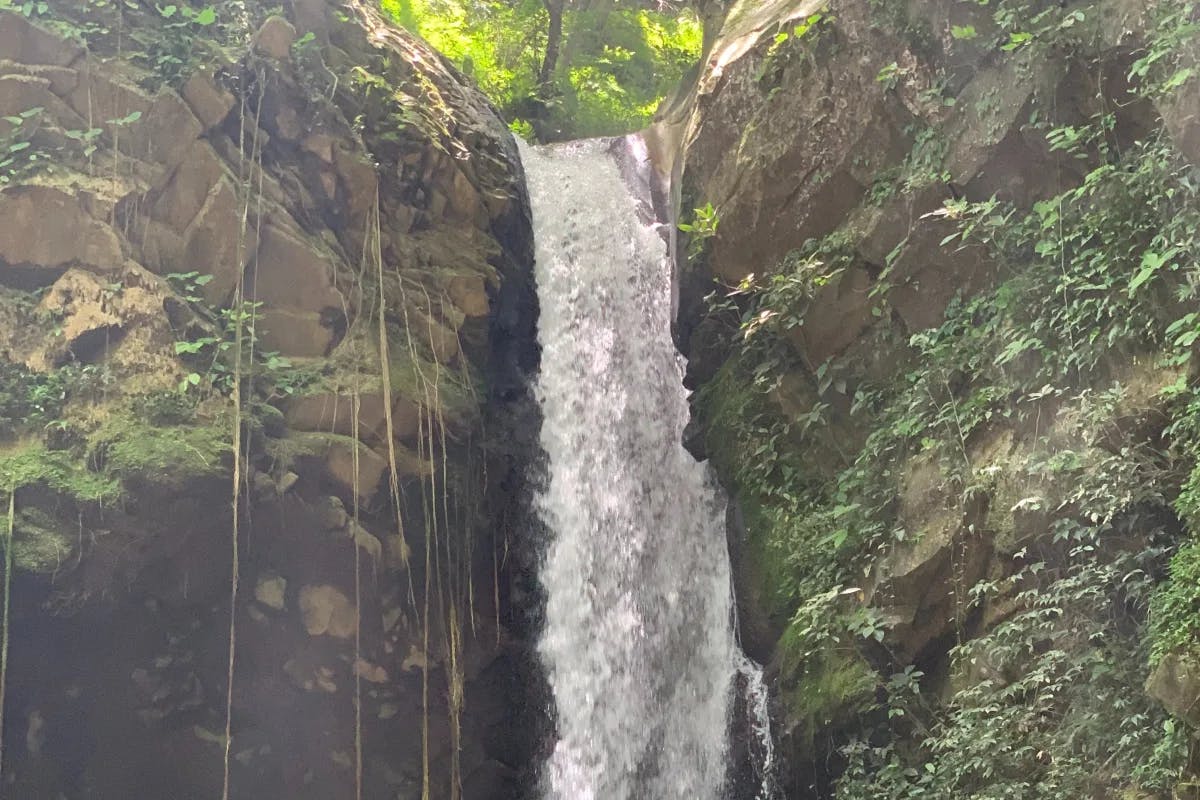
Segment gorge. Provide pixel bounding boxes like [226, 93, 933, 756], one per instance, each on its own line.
[0, 0, 1199, 798]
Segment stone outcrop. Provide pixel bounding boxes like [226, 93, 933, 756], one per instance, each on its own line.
[0, 3, 537, 798]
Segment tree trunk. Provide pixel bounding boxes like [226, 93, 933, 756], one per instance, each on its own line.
[538, 0, 566, 95]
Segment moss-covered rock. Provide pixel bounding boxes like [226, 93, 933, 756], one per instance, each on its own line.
[777, 636, 876, 754]
[88, 414, 231, 490]
[0, 442, 119, 501]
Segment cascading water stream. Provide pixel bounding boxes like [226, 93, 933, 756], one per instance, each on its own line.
[521, 136, 777, 800]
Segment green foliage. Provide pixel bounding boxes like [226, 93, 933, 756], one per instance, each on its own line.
[1149, 538, 1200, 665]
[0, 106, 47, 184]
[839, 519, 1183, 799]
[130, 3, 221, 87]
[1129, 1, 1199, 96]
[691, 11, 1200, 792]
[776, 586, 879, 747]
[382, 0, 702, 139]
[678, 202, 719, 260]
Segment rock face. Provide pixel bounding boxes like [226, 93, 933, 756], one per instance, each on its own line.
[0, 3, 537, 798]
[658, 0, 1200, 795]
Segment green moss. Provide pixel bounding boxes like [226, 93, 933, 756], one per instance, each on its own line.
[0, 443, 119, 501]
[388, 349, 480, 426]
[743, 496, 844, 620]
[10, 507, 73, 574]
[89, 414, 231, 489]
[777, 632, 877, 749]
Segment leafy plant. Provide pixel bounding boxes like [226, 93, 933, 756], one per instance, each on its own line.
[678, 202, 719, 260]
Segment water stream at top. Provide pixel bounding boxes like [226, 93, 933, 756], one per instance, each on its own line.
[520, 136, 777, 800]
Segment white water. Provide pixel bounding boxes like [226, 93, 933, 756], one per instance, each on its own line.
[737, 653, 780, 799]
[522, 136, 772, 800]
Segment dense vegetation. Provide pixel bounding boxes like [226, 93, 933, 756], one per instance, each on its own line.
[690, 0, 1200, 797]
[381, 0, 703, 139]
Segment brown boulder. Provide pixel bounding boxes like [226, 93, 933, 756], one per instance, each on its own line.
[0, 13, 82, 67]
[253, 223, 341, 312]
[0, 185, 123, 273]
[298, 584, 356, 638]
[177, 178, 256, 305]
[151, 139, 229, 232]
[285, 391, 389, 439]
[256, 308, 335, 358]
[252, 16, 297, 61]
[1147, 651, 1200, 726]
[180, 68, 234, 131]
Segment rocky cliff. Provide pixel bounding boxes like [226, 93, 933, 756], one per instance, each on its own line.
[0, 2, 537, 797]
[659, 0, 1200, 796]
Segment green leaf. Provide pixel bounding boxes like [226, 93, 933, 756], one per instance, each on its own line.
[193, 6, 216, 25]
[106, 110, 142, 126]
[1163, 67, 1194, 92]
[950, 25, 977, 40]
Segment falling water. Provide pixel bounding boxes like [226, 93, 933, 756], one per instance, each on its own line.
[521, 135, 776, 800]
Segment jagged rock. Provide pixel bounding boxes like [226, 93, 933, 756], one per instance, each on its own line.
[0, 185, 124, 274]
[0, 60, 78, 95]
[315, 495, 350, 531]
[180, 68, 235, 131]
[0, 2, 535, 796]
[320, 435, 389, 502]
[178, 178, 256, 304]
[353, 659, 389, 683]
[350, 520, 383, 564]
[0, 73, 83, 134]
[445, 273, 492, 318]
[1159, 62, 1200, 167]
[298, 584, 356, 638]
[151, 139, 229, 233]
[865, 451, 992, 660]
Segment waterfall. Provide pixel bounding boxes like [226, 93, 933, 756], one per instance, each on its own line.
[521, 136, 777, 800]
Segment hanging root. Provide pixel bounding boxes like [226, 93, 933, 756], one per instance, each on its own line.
[222, 67, 265, 800]
[0, 490, 13, 781]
